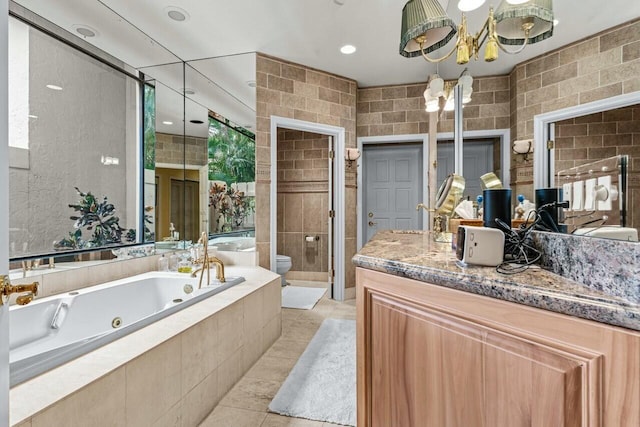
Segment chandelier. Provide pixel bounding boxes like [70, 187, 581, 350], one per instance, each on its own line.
[399, 0, 554, 64]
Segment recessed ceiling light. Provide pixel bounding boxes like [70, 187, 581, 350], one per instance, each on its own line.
[162, 121, 173, 125]
[46, 84, 63, 91]
[180, 87, 196, 95]
[340, 44, 357, 55]
[246, 80, 257, 88]
[165, 6, 190, 22]
[190, 119, 204, 124]
[73, 25, 98, 38]
[28, 114, 38, 119]
[458, 0, 485, 12]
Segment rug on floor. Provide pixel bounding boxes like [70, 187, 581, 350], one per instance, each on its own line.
[281, 286, 327, 310]
[268, 318, 356, 426]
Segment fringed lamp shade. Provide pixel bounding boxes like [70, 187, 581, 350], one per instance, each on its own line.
[495, 0, 554, 45]
[399, 0, 458, 57]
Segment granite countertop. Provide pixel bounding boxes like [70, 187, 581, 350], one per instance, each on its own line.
[353, 230, 640, 331]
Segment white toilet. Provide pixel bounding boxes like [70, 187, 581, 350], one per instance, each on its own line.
[276, 254, 292, 286]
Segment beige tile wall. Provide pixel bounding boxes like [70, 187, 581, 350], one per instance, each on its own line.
[510, 18, 640, 196]
[255, 53, 358, 288]
[156, 132, 208, 166]
[276, 130, 329, 274]
[555, 105, 640, 230]
[356, 76, 510, 137]
[512, 19, 640, 141]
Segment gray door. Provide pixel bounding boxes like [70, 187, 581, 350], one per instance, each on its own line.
[363, 144, 423, 243]
[438, 140, 494, 202]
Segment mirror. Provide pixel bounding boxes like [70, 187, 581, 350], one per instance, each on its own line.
[8, 0, 184, 262]
[184, 55, 257, 251]
[536, 102, 639, 240]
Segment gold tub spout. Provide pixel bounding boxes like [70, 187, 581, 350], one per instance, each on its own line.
[191, 257, 226, 283]
[16, 293, 35, 305]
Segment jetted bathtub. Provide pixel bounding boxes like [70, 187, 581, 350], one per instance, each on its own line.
[9, 271, 244, 386]
[208, 236, 255, 252]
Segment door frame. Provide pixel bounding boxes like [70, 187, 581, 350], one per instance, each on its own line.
[269, 116, 346, 301]
[357, 134, 430, 249]
[357, 129, 510, 250]
[533, 91, 640, 189]
[1, 0, 9, 419]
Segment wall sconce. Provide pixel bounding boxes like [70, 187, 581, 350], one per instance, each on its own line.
[513, 139, 534, 161]
[345, 148, 361, 167]
[424, 68, 473, 113]
[400, 0, 554, 64]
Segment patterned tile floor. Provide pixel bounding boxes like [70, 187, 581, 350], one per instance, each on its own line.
[200, 280, 356, 427]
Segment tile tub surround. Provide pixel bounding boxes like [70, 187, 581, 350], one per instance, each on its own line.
[9, 266, 282, 426]
[353, 230, 640, 331]
[533, 231, 640, 304]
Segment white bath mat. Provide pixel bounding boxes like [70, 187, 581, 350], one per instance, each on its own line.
[281, 286, 327, 310]
[269, 318, 356, 426]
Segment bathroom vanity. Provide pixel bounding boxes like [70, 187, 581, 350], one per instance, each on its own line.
[354, 230, 640, 427]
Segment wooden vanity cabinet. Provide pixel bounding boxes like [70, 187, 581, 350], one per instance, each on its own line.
[356, 268, 640, 427]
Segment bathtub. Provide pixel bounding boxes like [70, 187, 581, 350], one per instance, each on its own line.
[9, 271, 244, 386]
[209, 236, 256, 252]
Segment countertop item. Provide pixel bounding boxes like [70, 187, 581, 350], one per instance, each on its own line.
[353, 230, 640, 331]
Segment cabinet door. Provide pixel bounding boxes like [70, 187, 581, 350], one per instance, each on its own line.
[366, 293, 599, 427]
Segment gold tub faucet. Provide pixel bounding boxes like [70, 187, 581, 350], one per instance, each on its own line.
[190, 232, 226, 288]
[1, 275, 39, 306]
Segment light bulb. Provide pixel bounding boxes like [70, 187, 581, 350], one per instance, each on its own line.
[458, 0, 486, 12]
[426, 99, 439, 112]
[429, 75, 444, 97]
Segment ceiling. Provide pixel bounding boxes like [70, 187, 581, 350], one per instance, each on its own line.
[12, 0, 640, 133]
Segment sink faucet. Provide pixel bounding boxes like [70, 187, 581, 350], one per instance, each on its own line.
[190, 232, 226, 288]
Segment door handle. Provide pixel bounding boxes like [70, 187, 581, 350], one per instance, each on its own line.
[368, 221, 377, 227]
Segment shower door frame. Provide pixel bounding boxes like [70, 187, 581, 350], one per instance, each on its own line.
[269, 116, 346, 301]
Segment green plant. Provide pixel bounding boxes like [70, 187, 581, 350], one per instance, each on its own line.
[143, 84, 156, 171]
[208, 118, 255, 185]
[55, 187, 128, 250]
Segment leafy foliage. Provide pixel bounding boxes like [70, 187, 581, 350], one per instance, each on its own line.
[208, 118, 255, 185]
[55, 188, 129, 250]
[143, 84, 156, 171]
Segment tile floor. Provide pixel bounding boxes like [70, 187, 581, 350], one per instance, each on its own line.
[200, 280, 356, 427]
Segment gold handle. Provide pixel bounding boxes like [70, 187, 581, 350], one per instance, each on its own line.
[0, 275, 39, 306]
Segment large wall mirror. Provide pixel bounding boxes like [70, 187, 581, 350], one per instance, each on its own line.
[8, 0, 184, 264]
[533, 92, 640, 241]
[8, 0, 259, 267]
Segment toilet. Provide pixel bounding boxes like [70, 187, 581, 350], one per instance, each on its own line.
[276, 254, 292, 286]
